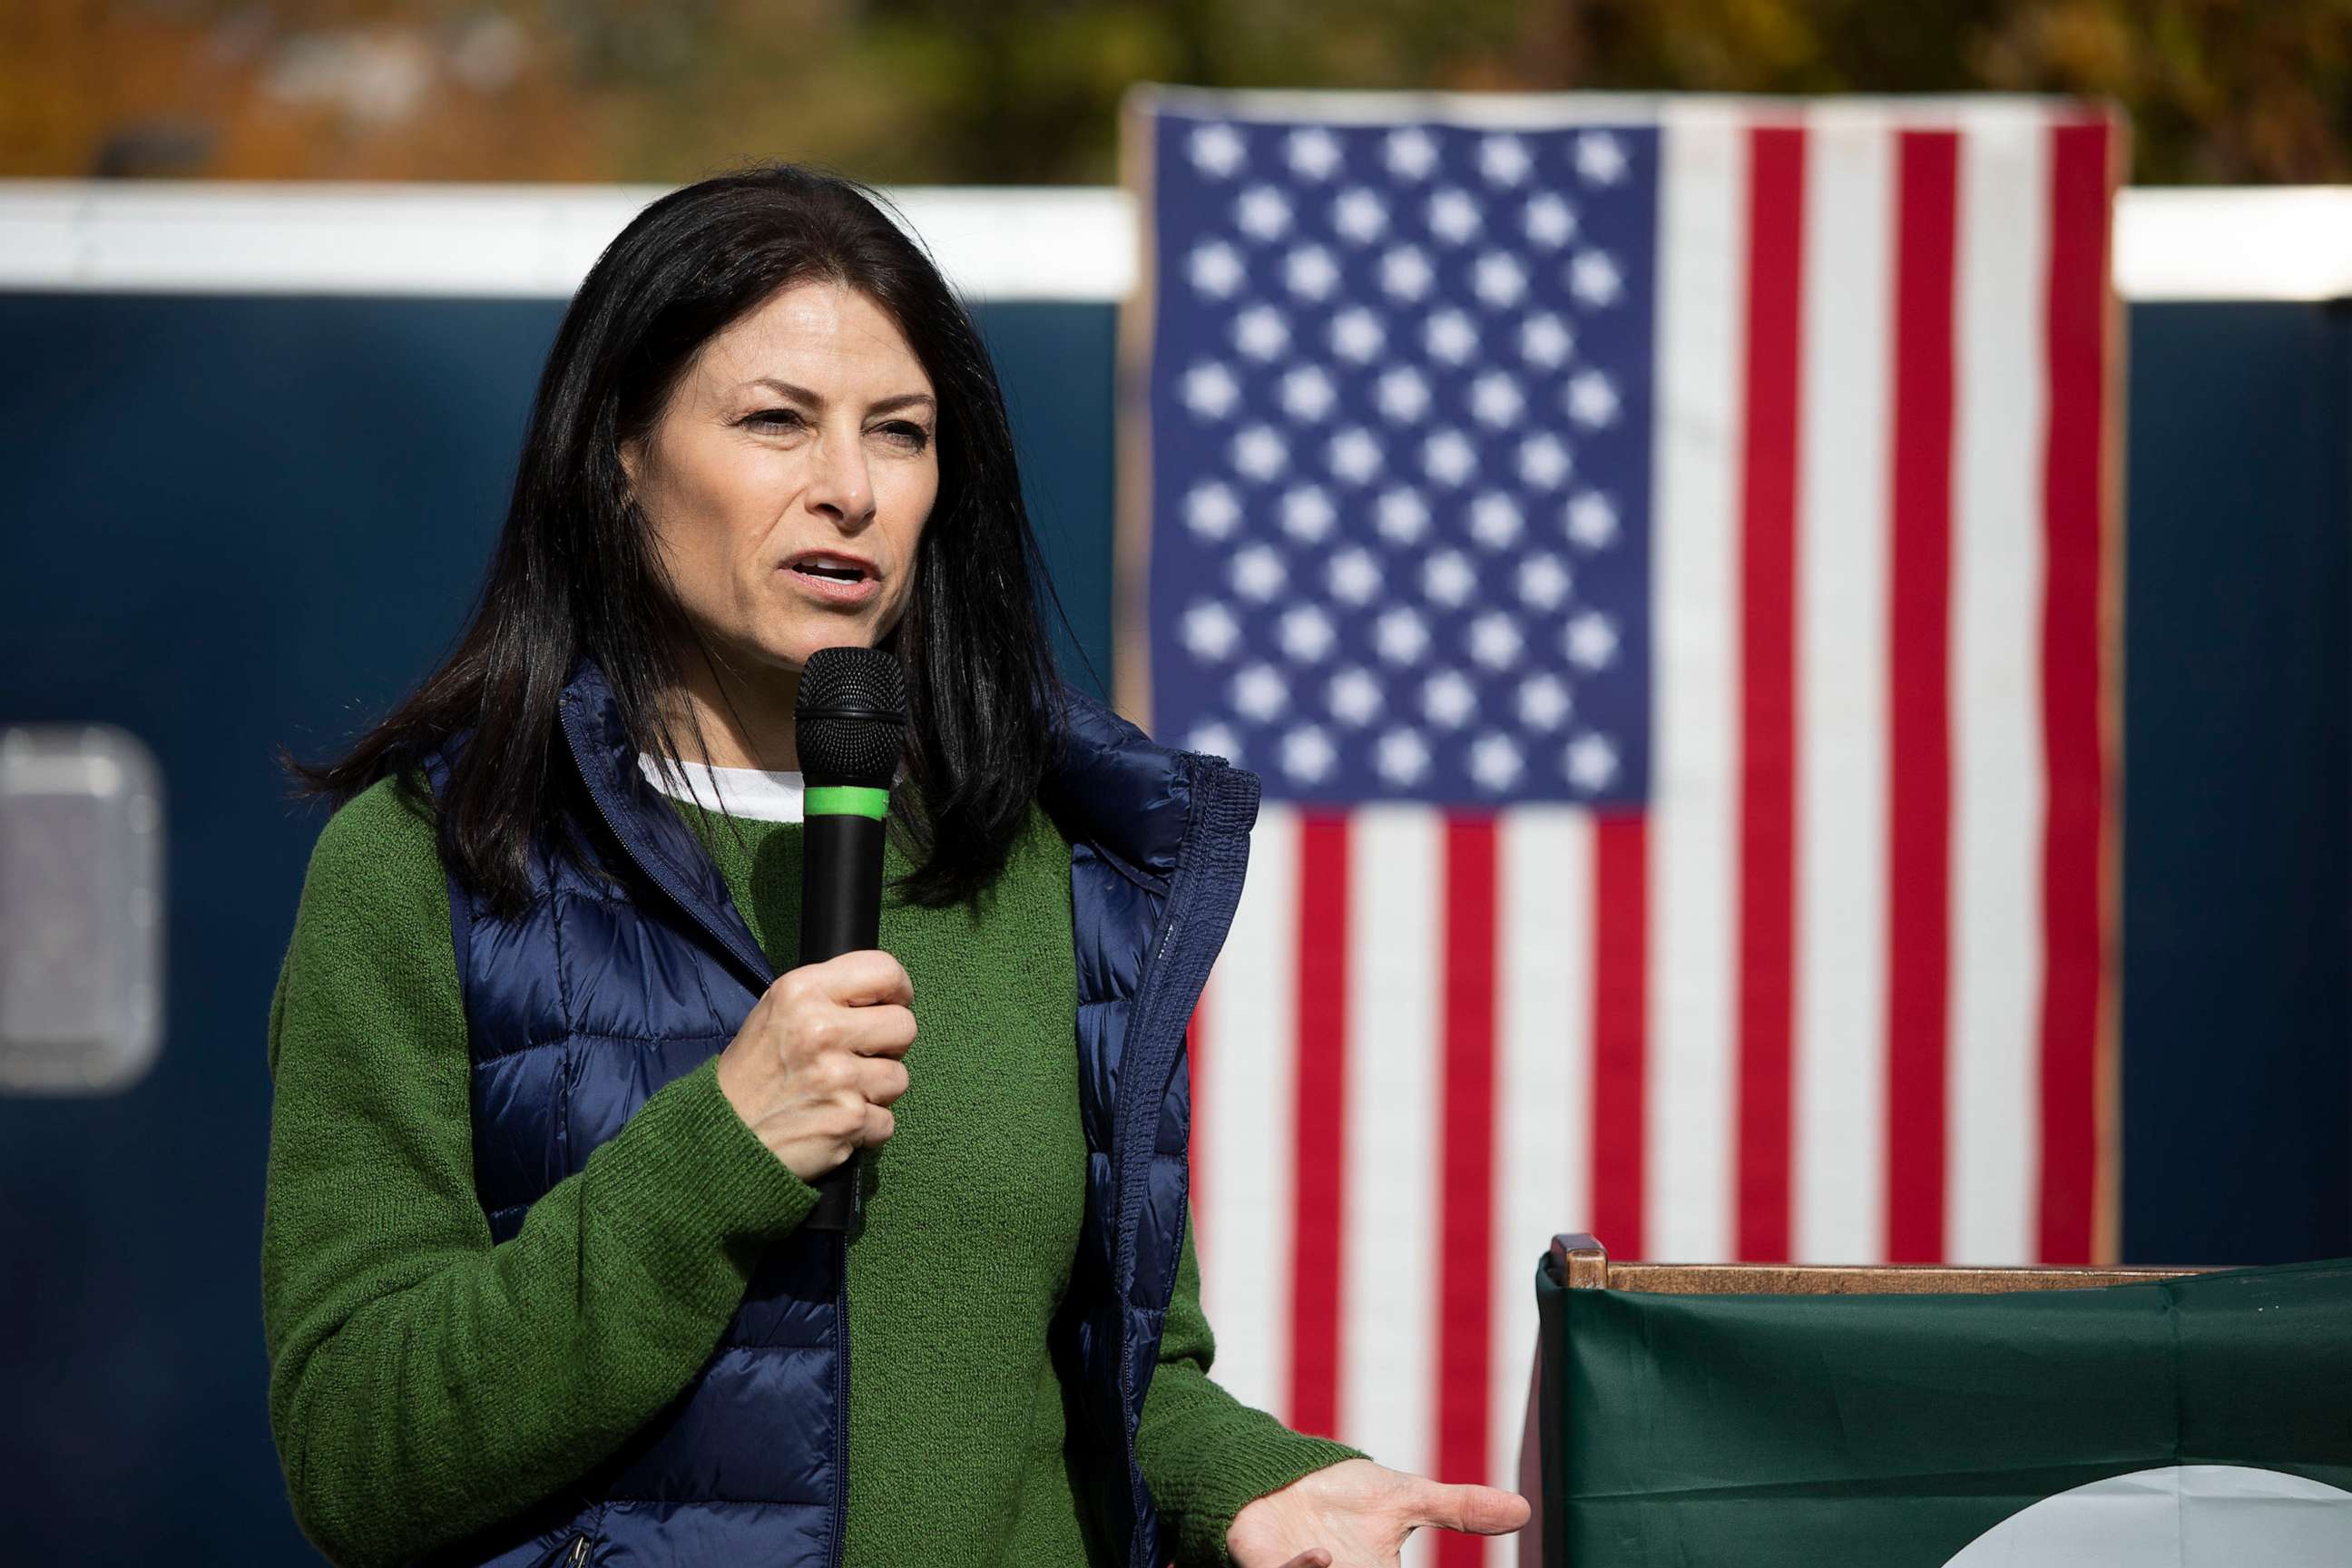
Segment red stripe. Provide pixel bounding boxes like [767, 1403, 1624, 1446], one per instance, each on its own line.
[1434, 817, 1498, 1544]
[1590, 813, 1647, 1258]
[1185, 995, 1206, 1259]
[1736, 124, 1806, 1265]
[1885, 130, 1959, 1264]
[1288, 812, 1350, 1437]
[2038, 120, 2111, 1265]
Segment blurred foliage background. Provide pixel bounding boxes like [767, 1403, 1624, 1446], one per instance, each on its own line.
[5, 0, 2347, 184]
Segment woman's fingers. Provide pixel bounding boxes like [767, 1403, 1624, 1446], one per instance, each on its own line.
[1406, 1481, 1532, 1535]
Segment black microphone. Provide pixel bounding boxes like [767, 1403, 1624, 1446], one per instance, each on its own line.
[794, 646, 906, 1233]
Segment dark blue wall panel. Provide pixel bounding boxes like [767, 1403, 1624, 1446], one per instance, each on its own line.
[0, 289, 2344, 1562]
[2120, 302, 2352, 1266]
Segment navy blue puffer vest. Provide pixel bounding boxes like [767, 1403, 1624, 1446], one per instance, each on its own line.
[416, 659, 1258, 1568]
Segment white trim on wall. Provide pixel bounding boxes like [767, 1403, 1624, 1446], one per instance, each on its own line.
[0, 178, 2346, 303]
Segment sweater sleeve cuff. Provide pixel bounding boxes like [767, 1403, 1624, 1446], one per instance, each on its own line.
[584, 1057, 818, 1289]
[1158, 1415, 1367, 1566]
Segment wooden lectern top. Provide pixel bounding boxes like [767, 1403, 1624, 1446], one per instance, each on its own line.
[1552, 1233, 2210, 1296]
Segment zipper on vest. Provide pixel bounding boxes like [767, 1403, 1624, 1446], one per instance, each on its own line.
[829, 1228, 851, 1568]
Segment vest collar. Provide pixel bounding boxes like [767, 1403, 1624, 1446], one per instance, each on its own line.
[556, 657, 777, 988]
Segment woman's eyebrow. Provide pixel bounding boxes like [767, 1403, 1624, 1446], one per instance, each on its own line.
[740, 377, 935, 416]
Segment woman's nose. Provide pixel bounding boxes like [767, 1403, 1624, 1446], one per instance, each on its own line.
[806, 423, 877, 528]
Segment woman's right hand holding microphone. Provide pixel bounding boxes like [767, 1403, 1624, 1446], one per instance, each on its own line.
[714, 949, 916, 1183]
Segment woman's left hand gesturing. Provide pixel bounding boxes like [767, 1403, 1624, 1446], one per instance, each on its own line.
[1227, 1457, 1531, 1567]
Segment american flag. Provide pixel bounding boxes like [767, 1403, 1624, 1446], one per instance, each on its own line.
[1119, 89, 2122, 1553]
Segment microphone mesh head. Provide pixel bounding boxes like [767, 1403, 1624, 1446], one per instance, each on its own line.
[795, 646, 906, 786]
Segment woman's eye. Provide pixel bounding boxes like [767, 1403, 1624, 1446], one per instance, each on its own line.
[745, 408, 805, 433]
[875, 421, 932, 453]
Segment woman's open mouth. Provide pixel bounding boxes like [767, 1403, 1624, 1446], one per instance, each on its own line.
[781, 552, 881, 606]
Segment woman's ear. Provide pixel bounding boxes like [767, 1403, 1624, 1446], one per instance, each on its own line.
[618, 436, 642, 495]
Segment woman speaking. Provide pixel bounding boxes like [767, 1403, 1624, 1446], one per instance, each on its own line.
[260, 164, 1528, 1567]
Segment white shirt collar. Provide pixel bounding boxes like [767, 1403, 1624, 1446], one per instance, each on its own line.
[637, 753, 805, 824]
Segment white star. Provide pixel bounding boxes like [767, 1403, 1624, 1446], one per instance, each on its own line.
[1470, 731, 1524, 790]
[1379, 245, 1435, 303]
[1575, 131, 1629, 187]
[1188, 240, 1244, 299]
[1569, 250, 1623, 307]
[1333, 186, 1388, 243]
[1233, 304, 1289, 361]
[1566, 368, 1620, 428]
[1472, 250, 1529, 309]
[1469, 491, 1523, 549]
[1327, 426, 1383, 484]
[1230, 424, 1288, 480]
[1284, 244, 1340, 301]
[1230, 543, 1287, 601]
[1188, 720, 1240, 760]
[1518, 433, 1573, 487]
[1279, 484, 1336, 543]
[1427, 187, 1481, 245]
[1376, 486, 1430, 544]
[1181, 361, 1240, 420]
[1422, 669, 1476, 729]
[1329, 307, 1385, 363]
[1520, 311, 1575, 368]
[1565, 490, 1620, 550]
[1564, 731, 1619, 792]
[1384, 126, 1438, 181]
[1469, 369, 1523, 426]
[1281, 724, 1338, 782]
[1376, 366, 1431, 424]
[1232, 662, 1288, 721]
[1184, 481, 1241, 540]
[1188, 122, 1245, 178]
[1524, 192, 1578, 248]
[1468, 610, 1523, 668]
[1517, 552, 1572, 610]
[1328, 666, 1383, 725]
[1236, 184, 1293, 240]
[1328, 547, 1381, 605]
[1519, 672, 1573, 730]
[1477, 133, 1533, 186]
[1375, 606, 1429, 664]
[1279, 364, 1337, 422]
[1181, 600, 1240, 662]
[1422, 428, 1475, 486]
[1286, 127, 1343, 181]
[1377, 726, 1432, 786]
[1564, 610, 1619, 670]
[1425, 309, 1478, 366]
[1279, 603, 1337, 662]
[1423, 548, 1475, 608]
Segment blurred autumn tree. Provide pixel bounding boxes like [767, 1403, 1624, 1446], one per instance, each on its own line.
[2, 0, 2344, 183]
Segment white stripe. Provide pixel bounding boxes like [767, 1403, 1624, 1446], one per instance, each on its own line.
[1790, 112, 1895, 1266]
[1645, 106, 1745, 1263]
[1200, 805, 1298, 1416]
[2114, 185, 2352, 302]
[1338, 807, 1440, 1475]
[1947, 110, 2050, 1266]
[1489, 809, 1590, 1562]
[0, 181, 1138, 300]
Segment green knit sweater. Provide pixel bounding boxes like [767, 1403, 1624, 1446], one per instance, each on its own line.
[260, 772, 1358, 1567]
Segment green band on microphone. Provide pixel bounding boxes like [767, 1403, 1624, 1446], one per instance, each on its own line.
[805, 785, 890, 820]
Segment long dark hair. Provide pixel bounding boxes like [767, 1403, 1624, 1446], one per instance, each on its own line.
[288, 164, 1064, 912]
